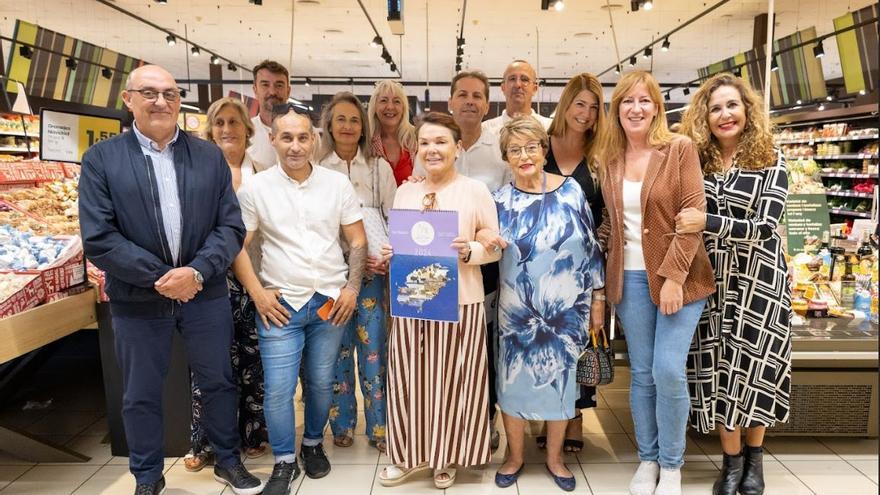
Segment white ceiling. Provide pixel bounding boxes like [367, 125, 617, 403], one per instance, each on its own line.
[1, 0, 875, 104]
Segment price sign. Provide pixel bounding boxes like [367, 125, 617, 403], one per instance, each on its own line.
[784, 194, 831, 254]
[40, 109, 121, 163]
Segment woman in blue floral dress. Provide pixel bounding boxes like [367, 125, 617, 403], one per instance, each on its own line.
[485, 116, 605, 491]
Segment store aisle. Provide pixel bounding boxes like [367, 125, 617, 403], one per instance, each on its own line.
[0, 334, 876, 494]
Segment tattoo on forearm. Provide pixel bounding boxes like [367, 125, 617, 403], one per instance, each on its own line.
[345, 244, 367, 294]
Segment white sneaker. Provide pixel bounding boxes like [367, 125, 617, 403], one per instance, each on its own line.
[629, 460, 660, 495]
[654, 468, 682, 495]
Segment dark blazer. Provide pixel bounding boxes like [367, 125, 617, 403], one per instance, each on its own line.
[598, 135, 715, 307]
[78, 128, 245, 317]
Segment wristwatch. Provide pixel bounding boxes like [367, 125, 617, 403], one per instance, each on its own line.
[191, 268, 204, 284]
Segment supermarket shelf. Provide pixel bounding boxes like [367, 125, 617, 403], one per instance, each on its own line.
[829, 208, 873, 218]
[776, 134, 880, 145]
[786, 154, 880, 160]
[0, 147, 36, 153]
[820, 172, 876, 179]
[825, 191, 874, 199]
[0, 131, 37, 138]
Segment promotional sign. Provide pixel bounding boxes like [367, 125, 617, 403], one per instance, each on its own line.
[389, 209, 459, 322]
[40, 109, 121, 163]
[785, 194, 831, 254]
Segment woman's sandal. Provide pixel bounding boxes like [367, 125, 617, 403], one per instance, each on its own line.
[333, 435, 354, 448]
[563, 413, 584, 453]
[183, 451, 211, 472]
[378, 463, 429, 487]
[370, 438, 387, 453]
[433, 466, 457, 489]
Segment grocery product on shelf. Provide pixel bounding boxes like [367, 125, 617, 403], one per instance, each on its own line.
[0, 225, 75, 270]
[0, 180, 80, 234]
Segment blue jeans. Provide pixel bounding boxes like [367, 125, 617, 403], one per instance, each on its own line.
[329, 275, 387, 442]
[257, 293, 344, 463]
[616, 270, 705, 469]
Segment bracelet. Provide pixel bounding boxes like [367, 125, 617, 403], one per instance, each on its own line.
[462, 248, 472, 263]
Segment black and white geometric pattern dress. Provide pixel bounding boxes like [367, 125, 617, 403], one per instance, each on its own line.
[686, 154, 792, 433]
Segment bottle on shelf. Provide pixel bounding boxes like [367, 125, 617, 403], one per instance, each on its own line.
[817, 231, 833, 278]
[829, 228, 847, 281]
[840, 258, 857, 309]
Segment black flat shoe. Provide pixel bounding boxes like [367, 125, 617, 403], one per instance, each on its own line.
[545, 464, 576, 492]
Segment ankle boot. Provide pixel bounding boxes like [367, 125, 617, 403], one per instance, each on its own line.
[739, 445, 765, 495]
[712, 451, 744, 495]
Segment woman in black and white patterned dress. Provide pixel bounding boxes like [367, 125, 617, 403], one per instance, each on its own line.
[678, 73, 791, 495]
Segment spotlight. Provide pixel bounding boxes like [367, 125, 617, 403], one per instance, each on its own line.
[631, 0, 640, 11]
[683, 87, 690, 96]
[826, 94, 833, 101]
[65, 58, 77, 71]
[227, 62, 237, 71]
[661, 38, 670, 51]
[643, 1, 653, 10]
[456, 55, 463, 64]
[796, 99, 802, 105]
[371, 35, 383, 48]
[166, 34, 176, 46]
[179, 89, 187, 98]
[457, 37, 466, 47]
[629, 56, 637, 67]
[732, 67, 742, 77]
[615, 64, 621, 74]
[455, 63, 462, 72]
[249, 0, 262, 4]
[101, 67, 112, 79]
[858, 89, 866, 95]
[664, 92, 670, 101]
[304, 77, 311, 87]
[554, 0, 565, 11]
[457, 46, 464, 56]
[381, 49, 392, 63]
[154, 0, 167, 4]
[813, 41, 825, 58]
[210, 54, 221, 65]
[191, 46, 200, 56]
[818, 103, 825, 111]
[390, 62, 397, 72]
[771, 58, 779, 71]
[643, 47, 652, 59]
[18, 45, 33, 59]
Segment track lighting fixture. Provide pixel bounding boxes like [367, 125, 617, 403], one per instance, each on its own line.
[664, 93, 670, 101]
[191, 46, 200, 56]
[179, 89, 187, 98]
[629, 56, 637, 67]
[457, 46, 464, 56]
[631, 0, 653, 11]
[249, 0, 262, 5]
[796, 99, 802, 105]
[381, 48, 392, 63]
[683, 87, 690, 96]
[643, 47, 652, 59]
[732, 66, 741, 77]
[65, 58, 77, 71]
[643, 0, 653, 10]
[553, 0, 564, 11]
[210, 54, 221, 65]
[457, 37, 466, 47]
[371, 35, 383, 48]
[455, 64, 462, 72]
[101, 67, 113, 79]
[166, 34, 176, 46]
[18, 45, 33, 59]
[227, 62, 237, 71]
[771, 58, 778, 71]
[154, 0, 167, 4]
[813, 41, 824, 58]
[661, 38, 670, 51]
[389, 62, 397, 72]
[615, 64, 621, 74]
[304, 77, 312, 87]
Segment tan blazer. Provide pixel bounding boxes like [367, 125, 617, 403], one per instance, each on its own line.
[598, 135, 715, 307]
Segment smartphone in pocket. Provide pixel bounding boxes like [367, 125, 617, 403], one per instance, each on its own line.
[317, 298, 335, 321]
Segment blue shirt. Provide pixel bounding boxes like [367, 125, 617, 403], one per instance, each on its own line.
[132, 124, 182, 265]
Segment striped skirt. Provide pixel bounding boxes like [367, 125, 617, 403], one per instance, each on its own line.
[386, 302, 491, 469]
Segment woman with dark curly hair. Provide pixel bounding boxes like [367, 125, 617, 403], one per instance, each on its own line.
[679, 73, 792, 495]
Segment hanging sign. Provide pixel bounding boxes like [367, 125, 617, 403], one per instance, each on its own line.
[784, 193, 831, 254]
[39, 109, 121, 163]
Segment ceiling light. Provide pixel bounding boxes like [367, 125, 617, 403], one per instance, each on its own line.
[166, 34, 176, 46]
[457, 37, 466, 47]
[629, 56, 637, 66]
[859, 89, 866, 95]
[304, 77, 311, 87]
[65, 58, 77, 71]
[191, 46, 200, 56]
[643, 0, 653, 10]
[643, 47, 652, 59]
[227, 62, 237, 71]
[210, 54, 221, 65]
[249, 0, 262, 4]
[154, 0, 167, 4]
[771, 58, 778, 71]
[381, 49, 391, 63]
[455, 63, 462, 72]
[664, 93, 670, 101]
[813, 41, 825, 58]
[390, 62, 397, 72]
[796, 99, 802, 105]
[456, 55, 463, 64]
[371, 35, 383, 48]
[18, 45, 33, 59]
[101, 67, 112, 79]
[818, 103, 825, 111]
[825, 94, 833, 101]
[179, 89, 187, 98]
[631, 0, 640, 11]
[554, 0, 565, 11]
[457, 47, 464, 56]
[615, 64, 621, 74]
[661, 38, 670, 51]
[683, 87, 690, 96]
[732, 67, 742, 77]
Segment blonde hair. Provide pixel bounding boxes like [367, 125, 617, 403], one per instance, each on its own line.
[596, 71, 674, 177]
[499, 116, 549, 162]
[548, 72, 607, 175]
[318, 91, 373, 162]
[367, 80, 417, 153]
[204, 97, 255, 148]
[680, 72, 776, 174]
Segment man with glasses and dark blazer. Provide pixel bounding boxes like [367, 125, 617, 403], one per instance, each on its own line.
[78, 64, 263, 495]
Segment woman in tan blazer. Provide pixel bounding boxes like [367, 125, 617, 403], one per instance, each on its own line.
[596, 71, 714, 495]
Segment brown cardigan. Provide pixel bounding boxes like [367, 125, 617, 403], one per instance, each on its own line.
[597, 135, 715, 306]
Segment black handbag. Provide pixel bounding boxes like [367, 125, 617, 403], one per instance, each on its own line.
[576, 307, 615, 386]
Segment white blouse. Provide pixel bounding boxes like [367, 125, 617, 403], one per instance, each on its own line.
[622, 178, 646, 270]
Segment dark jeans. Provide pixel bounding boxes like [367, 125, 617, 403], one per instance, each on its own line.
[112, 295, 240, 484]
[481, 261, 499, 421]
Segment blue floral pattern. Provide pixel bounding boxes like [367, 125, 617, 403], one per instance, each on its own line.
[493, 177, 604, 420]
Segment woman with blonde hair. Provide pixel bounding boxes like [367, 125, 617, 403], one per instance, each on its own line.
[537, 72, 607, 453]
[367, 80, 417, 185]
[317, 91, 397, 454]
[184, 97, 271, 471]
[596, 71, 714, 495]
[679, 73, 791, 495]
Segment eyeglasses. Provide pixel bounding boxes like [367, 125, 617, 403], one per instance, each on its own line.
[421, 192, 437, 212]
[506, 142, 543, 158]
[272, 102, 311, 117]
[128, 89, 181, 102]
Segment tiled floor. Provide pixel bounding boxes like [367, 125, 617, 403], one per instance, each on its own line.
[0, 333, 877, 494]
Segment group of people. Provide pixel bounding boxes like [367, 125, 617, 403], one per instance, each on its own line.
[78, 56, 791, 495]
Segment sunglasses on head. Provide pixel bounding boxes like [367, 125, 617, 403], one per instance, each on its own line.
[271, 102, 311, 117]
